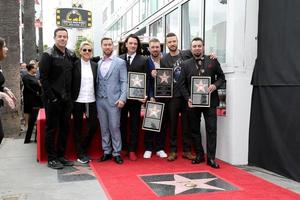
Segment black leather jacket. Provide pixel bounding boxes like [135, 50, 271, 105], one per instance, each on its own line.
[39, 45, 77, 102]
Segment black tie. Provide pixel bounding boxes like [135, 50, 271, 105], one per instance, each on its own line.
[127, 55, 131, 67]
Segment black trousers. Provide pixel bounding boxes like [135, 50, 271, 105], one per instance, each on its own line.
[44, 100, 72, 161]
[168, 97, 192, 153]
[120, 100, 142, 152]
[24, 107, 40, 143]
[144, 102, 168, 152]
[72, 102, 98, 158]
[189, 107, 217, 159]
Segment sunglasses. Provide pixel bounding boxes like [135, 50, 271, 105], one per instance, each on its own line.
[82, 48, 92, 52]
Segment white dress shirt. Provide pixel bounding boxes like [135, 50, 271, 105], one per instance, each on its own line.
[76, 59, 96, 103]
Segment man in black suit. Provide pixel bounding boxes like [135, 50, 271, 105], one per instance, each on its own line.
[179, 37, 225, 168]
[71, 41, 98, 164]
[39, 27, 76, 169]
[119, 34, 147, 161]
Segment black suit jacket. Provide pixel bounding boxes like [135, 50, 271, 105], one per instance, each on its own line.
[119, 53, 147, 102]
[72, 59, 98, 101]
[179, 55, 225, 108]
[119, 53, 147, 73]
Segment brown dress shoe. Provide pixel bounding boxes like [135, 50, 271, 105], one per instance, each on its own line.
[167, 152, 177, 161]
[182, 152, 196, 160]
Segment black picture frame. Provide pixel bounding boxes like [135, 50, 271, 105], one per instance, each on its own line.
[128, 72, 146, 100]
[142, 101, 165, 132]
[191, 76, 211, 107]
[154, 68, 173, 98]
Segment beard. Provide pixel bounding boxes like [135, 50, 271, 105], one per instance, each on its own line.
[193, 52, 203, 58]
[104, 50, 113, 57]
[168, 45, 177, 52]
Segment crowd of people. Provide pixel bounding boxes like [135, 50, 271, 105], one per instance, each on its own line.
[0, 26, 225, 170]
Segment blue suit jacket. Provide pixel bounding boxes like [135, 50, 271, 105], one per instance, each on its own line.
[97, 56, 127, 106]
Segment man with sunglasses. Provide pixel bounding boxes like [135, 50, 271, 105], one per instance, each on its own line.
[71, 41, 98, 164]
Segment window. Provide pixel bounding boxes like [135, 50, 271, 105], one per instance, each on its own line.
[181, 0, 203, 50]
[103, 7, 108, 23]
[132, 2, 139, 27]
[205, 0, 227, 63]
[140, 0, 148, 21]
[126, 9, 132, 31]
[165, 9, 179, 38]
[149, 0, 158, 15]
[149, 18, 163, 42]
[111, 0, 114, 14]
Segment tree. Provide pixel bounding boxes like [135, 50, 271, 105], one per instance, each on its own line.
[74, 36, 92, 57]
[0, 1, 21, 137]
[23, 0, 37, 63]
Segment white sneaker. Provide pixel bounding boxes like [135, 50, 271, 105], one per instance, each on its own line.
[143, 151, 152, 159]
[156, 150, 167, 158]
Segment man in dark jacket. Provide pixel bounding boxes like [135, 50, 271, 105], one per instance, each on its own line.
[160, 33, 195, 161]
[179, 37, 225, 168]
[119, 34, 147, 161]
[39, 27, 76, 169]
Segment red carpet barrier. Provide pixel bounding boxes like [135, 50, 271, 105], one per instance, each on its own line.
[37, 109, 101, 162]
[37, 109, 182, 162]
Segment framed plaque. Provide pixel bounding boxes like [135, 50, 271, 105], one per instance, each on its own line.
[154, 68, 173, 98]
[191, 76, 211, 107]
[128, 72, 146, 100]
[142, 101, 165, 132]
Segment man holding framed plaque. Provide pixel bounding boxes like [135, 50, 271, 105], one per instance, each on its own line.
[143, 38, 168, 159]
[179, 37, 225, 168]
[119, 34, 147, 161]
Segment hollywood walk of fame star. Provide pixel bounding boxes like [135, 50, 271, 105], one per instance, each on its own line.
[159, 72, 170, 84]
[63, 166, 95, 176]
[132, 75, 143, 87]
[148, 105, 160, 118]
[195, 80, 207, 93]
[149, 174, 225, 195]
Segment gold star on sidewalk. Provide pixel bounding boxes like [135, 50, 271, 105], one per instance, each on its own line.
[149, 174, 225, 195]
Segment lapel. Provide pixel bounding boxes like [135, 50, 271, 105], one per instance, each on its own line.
[90, 62, 97, 79]
[130, 54, 137, 70]
[98, 59, 104, 78]
[76, 60, 82, 79]
[104, 58, 116, 79]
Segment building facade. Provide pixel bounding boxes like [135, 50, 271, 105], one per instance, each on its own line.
[100, 0, 259, 165]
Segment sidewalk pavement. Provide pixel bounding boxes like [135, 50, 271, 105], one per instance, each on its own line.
[0, 138, 299, 200]
[0, 138, 107, 200]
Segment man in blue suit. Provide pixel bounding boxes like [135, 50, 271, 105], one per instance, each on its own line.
[96, 37, 127, 164]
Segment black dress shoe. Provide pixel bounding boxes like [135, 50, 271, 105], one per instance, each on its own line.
[207, 159, 220, 168]
[58, 157, 74, 166]
[114, 156, 123, 164]
[98, 154, 112, 162]
[192, 156, 205, 164]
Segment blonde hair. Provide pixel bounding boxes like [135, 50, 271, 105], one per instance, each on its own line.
[79, 41, 92, 50]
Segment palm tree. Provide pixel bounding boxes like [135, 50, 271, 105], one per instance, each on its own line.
[0, 1, 21, 137]
[23, 0, 37, 63]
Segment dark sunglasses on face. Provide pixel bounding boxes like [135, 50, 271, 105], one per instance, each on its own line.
[82, 48, 92, 52]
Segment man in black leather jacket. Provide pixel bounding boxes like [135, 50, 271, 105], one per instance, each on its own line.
[39, 27, 77, 169]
